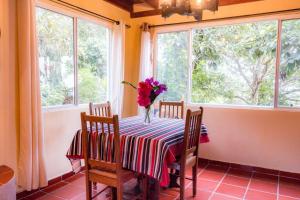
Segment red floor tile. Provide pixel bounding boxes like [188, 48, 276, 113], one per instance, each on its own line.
[23, 191, 48, 200]
[21, 165, 300, 200]
[278, 195, 299, 200]
[245, 189, 277, 200]
[159, 193, 176, 200]
[199, 170, 225, 182]
[210, 193, 241, 200]
[249, 179, 278, 194]
[49, 183, 85, 199]
[216, 183, 246, 199]
[222, 175, 250, 188]
[185, 189, 212, 200]
[279, 185, 300, 199]
[34, 194, 65, 200]
[197, 179, 219, 192]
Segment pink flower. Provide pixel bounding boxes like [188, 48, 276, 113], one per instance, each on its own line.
[137, 82, 152, 107]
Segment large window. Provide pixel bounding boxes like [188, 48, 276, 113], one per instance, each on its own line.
[36, 7, 110, 107]
[279, 19, 300, 107]
[156, 31, 189, 101]
[156, 18, 300, 109]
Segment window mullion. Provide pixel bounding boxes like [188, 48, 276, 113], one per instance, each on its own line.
[73, 17, 78, 105]
[274, 19, 283, 108]
[187, 29, 193, 104]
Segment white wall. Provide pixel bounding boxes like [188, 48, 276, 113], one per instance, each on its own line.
[43, 107, 88, 179]
[196, 106, 300, 173]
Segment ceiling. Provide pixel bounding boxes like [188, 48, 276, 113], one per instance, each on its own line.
[104, 0, 263, 18]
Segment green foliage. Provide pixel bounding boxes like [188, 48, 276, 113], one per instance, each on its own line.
[37, 8, 108, 106]
[157, 31, 189, 101]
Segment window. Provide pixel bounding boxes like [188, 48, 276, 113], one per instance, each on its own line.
[156, 31, 189, 101]
[192, 21, 277, 106]
[155, 18, 300, 109]
[279, 19, 300, 108]
[77, 19, 109, 104]
[36, 7, 110, 107]
[37, 8, 74, 106]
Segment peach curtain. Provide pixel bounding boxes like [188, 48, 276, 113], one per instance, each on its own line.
[17, 0, 48, 190]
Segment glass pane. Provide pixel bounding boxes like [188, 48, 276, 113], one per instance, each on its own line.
[77, 19, 109, 104]
[36, 8, 74, 106]
[192, 21, 277, 106]
[279, 19, 300, 108]
[156, 31, 189, 101]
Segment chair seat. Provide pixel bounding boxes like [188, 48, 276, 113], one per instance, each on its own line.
[168, 154, 197, 171]
[89, 168, 135, 187]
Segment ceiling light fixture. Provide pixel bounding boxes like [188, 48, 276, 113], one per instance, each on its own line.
[161, 0, 219, 21]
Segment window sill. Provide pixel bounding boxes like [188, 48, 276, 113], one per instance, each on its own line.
[188, 103, 300, 112]
[42, 104, 89, 113]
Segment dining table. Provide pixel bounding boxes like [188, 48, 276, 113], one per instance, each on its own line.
[66, 116, 209, 198]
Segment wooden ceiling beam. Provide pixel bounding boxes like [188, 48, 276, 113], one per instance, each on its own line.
[105, 0, 264, 18]
[143, 0, 159, 8]
[104, 0, 133, 12]
[131, 0, 263, 18]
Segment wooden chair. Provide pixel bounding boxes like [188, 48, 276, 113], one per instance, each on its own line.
[81, 112, 134, 200]
[159, 101, 184, 119]
[89, 101, 111, 117]
[168, 107, 204, 200]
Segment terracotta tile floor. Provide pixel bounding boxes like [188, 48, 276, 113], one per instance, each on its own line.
[20, 163, 300, 200]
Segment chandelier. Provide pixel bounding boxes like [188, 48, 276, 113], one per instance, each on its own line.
[160, 0, 219, 21]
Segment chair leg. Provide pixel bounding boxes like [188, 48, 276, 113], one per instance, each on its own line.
[192, 165, 198, 197]
[85, 180, 92, 200]
[180, 175, 185, 200]
[112, 187, 117, 200]
[117, 185, 123, 200]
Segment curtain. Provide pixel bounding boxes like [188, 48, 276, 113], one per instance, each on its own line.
[139, 23, 153, 81]
[17, 0, 48, 190]
[109, 21, 125, 117]
[138, 23, 153, 115]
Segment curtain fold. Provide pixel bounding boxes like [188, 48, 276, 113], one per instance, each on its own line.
[109, 21, 125, 117]
[139, 23, 153, 81]
[17, 0, 48, 190]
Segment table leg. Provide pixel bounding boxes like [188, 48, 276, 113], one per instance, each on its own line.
[154, 179, 160, 200]
[142, 175, 148, 200]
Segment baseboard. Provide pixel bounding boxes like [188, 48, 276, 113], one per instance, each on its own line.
[198, 158, 300, 179]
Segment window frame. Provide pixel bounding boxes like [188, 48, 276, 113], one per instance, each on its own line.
[36, 2, 112, 110]
[153, 11, 300, 111]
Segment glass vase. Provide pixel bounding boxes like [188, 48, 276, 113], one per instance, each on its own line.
[144, 106, 152, 125]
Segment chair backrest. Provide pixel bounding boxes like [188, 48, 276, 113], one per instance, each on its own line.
[159, 101, 184, 119]
[181, 107, 204, 169]
[89, 101, 111, 117]
[81, 112, 121, 174]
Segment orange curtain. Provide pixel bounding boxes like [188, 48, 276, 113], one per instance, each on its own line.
[17, 0, 48, 190]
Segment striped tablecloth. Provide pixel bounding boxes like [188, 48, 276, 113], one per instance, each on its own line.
[66, 116, 209, 186]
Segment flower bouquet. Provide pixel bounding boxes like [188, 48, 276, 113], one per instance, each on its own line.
[122, 77, 167, 124]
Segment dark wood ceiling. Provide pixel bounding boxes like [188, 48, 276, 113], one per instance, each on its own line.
[104, 0, 263, 18]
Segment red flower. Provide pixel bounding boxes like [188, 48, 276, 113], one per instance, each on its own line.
[137, 82, 152, 107]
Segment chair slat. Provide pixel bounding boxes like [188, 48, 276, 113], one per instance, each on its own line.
[159, 101, 184, 119]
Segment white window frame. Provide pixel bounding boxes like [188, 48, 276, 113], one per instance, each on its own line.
[36, 1, 112, 110]
[153, 11, 300, 111]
